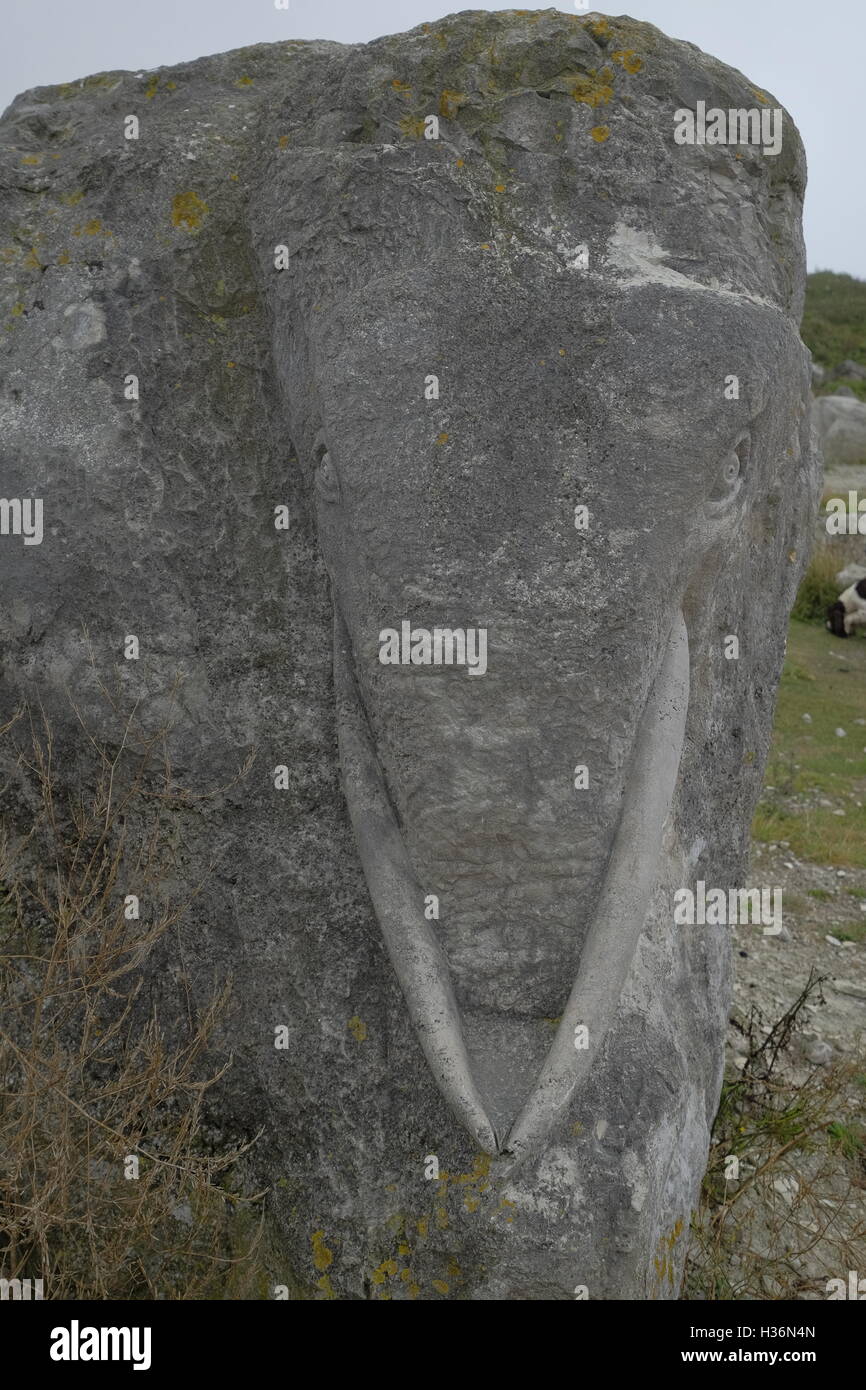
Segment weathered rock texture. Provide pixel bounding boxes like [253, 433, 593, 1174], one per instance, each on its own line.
[0, 10, 819, 1298]
[813, 393, 866, 468]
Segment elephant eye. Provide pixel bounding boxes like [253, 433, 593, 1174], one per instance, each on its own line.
[708, 432, 750, 510]
[314, 447, 340, 504]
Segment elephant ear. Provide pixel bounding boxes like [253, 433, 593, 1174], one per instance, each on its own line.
[0, 49, 348, 1079]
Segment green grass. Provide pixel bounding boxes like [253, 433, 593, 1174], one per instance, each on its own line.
[752, 619, 866, 867]
[804, 270, 866, 402]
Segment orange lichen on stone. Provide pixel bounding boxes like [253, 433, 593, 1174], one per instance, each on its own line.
[571, 68, 614, 108]
[398, 115, 426, 139]
[171, 192, 209, 230]
[612, 49, 643, 74]
[439, 89, 466, 119]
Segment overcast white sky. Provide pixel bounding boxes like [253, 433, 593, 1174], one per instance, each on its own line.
[3, 1, 861, 278]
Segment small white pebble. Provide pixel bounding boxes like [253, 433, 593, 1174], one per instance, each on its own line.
[802, 713, 812, 723]
[836, 727, 847, 738]
[826, 934, 843, 946]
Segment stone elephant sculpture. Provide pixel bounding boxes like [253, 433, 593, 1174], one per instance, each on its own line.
[0, 9, 819, 1297]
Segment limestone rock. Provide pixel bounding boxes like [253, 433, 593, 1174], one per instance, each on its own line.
[814, 394, 866, 466]
[0, 9, 819, 1299]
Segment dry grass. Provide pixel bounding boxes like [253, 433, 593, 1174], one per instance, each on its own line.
[0, 690, 267, 1300]
[684, 973, 866, 1300]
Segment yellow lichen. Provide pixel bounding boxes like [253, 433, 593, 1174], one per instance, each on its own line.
[311, 1229, 333, 1271]
[278, 135, 289, 149]
[145, 75, 159, 100]
[235, 75, 254, 87]
[591, 126, 611, 142]
[571, 69, 614, 108]
[416, 1216, 429, 1238]
[436, 432, 449, 445]
[439, 89, 466, 120]
[612, 49, 643, 74]
[432, 1279, 449, 1294]
[171, 192, 209, 231]
[348, 1015, 367, 1042]
[454, 1154, 490, 1185]
[370, 1259, 398, 1285]
[398, 115, 427, 140]
[21, 155, 42, 166]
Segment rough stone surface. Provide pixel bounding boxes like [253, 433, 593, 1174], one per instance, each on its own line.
[0, 10, 819, 1298]
[814, 393, 866, 466]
